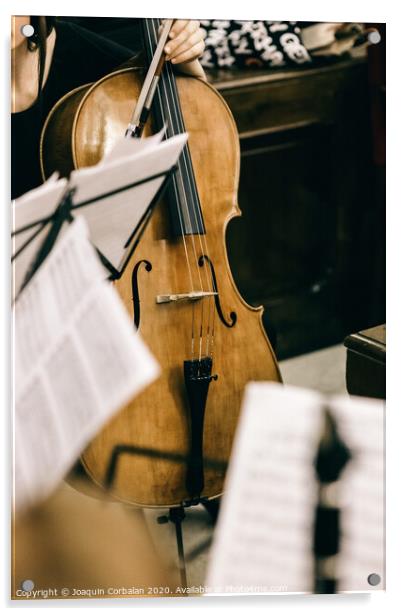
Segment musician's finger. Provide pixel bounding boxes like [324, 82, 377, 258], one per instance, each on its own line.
[167, 30, 205, 62]
[166, 28, 204, 61]
[170, 41, 205, 65]
[164, 20, 199, 56]
[169, 19, 193, 39]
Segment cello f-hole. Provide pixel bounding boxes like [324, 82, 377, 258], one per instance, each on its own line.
[131, 259, 152, 329]
[199, 255, 237, 328]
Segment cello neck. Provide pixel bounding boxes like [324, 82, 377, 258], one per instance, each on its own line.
[141, 18, 206, 237]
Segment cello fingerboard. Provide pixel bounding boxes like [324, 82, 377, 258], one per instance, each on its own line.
[142, 18, 206, 237]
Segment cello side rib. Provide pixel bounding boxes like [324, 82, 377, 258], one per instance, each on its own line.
[40, 83, 91, 181]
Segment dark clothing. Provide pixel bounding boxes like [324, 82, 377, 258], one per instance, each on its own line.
[12, 19, 140, 199]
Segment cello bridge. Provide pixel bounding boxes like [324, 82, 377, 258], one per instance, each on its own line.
[156, 291, 217, 304]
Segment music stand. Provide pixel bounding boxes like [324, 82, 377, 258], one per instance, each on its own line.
[12, 164, 177, 295]
[104, 442, 227, 588]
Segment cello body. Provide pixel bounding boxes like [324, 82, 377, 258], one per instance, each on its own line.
[40, 66, 281, 508]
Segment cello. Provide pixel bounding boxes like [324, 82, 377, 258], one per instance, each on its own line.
[40, 18, 281, 508]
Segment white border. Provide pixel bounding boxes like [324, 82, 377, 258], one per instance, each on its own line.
[2, 1, 401, 613]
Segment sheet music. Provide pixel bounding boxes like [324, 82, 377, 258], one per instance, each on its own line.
[331, 396, 385, 591]
[100, 126, 166, 164]
[70, 132, 188, 270]
[13, 216, 159, 512]
[205, 383, 384, 594]
[12, 175, 68, 301]
[206, 383, 324, 594]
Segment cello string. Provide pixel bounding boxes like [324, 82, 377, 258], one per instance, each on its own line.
[169, 78, 216, 358]
[162, 58, 218, 358]
[163, 46, 217, 358]
[145, 19, 196, 357]
[150, 19, 207, 361]
[160, 67, 206, 362]
[151, 21, 206, 309]
[149, 21, 203, 362]
[158, 23, 216, 360]
[163, 51, 219, 358]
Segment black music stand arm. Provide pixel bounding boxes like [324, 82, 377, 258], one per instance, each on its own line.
[19, 189, 75, 293]
[313, 407, 352, 593]
[103, 443, 227, 589]
[70, 164, 177, 281]
[13, 164, 177, 291]
[110, 164, 176, 280]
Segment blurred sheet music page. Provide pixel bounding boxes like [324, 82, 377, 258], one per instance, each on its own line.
[12, 175, 68, 301]
[206, 383, 384, 594]
[13, 216, 159, 512]
[206, 383, 323, 594]
[331, 395, 385, 591]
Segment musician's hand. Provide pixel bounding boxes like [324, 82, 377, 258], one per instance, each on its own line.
[163, 20, 206, 80]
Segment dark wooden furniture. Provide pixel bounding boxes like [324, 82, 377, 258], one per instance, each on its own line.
[207, 54, 385, 359]
[344, 324, 385, 399]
